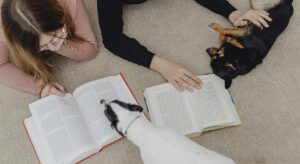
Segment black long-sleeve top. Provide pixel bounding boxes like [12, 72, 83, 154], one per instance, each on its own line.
[195, 0, 237, 18]
[97, 0, 237, 68]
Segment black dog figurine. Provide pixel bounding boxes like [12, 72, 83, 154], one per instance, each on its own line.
[206, 0, 294, 89]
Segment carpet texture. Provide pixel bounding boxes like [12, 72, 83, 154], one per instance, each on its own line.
[0, 0, 299, 164]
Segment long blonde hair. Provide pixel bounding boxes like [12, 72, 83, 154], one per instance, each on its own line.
[1, 0, 83, 96]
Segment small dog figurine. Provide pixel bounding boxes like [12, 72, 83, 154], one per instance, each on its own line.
[206, 0, 293, 89]
[100, 99, 235, 164]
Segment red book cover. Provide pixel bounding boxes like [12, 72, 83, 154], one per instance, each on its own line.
[23, 73, 140, 164]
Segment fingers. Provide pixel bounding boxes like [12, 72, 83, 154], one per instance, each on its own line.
[181, 75, 201, 90]
[40, 82, 66, 98]
[40, 85, 51, 98]
[257, 10, 272, 22]
[52, 82, 66, 96]
[154, 57, 203, 93]
[182, 69, 203, 86]
[243, 10, 272, 29]
[176, 78, 194, 92]
[169, 69, 203, 93]
[251, 13, 269, 28]
[53, 82, 65, 92]
[170, 80, 184, 92]
[245, 14, 263, 28]
[259, 10, 269, 16]
[50, 87, 65, 96]
[235, 18, 248, 27]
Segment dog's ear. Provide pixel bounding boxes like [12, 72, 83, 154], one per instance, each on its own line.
[129, 104, 143, 113]
[104, 106, 119, 126]
[111, 100, 143, 113]
[104, 107, 125, 137]
[225, 79, 232, 89]
[206, 47, 219, 59]
[111, 100, 127, 107]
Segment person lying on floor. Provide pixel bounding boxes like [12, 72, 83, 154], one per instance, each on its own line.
[97, 0, 271, 92]
[0, 0, 98, 98]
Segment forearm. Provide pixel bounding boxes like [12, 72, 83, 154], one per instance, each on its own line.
[102, 34, 155, 67]
[57, 40, 98, 61]
[57, 0, 98, 61]
[98, 0, 154, 68]
[195, 0, 237, 18]
[0, 62, 41, 95]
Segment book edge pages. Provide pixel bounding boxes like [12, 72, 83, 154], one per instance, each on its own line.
[25, 73, 141, 164]
[23, 118, 43, 164]
[143, 74, 242, 137]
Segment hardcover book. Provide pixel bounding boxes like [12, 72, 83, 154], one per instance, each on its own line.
[24, 74, 138, 164]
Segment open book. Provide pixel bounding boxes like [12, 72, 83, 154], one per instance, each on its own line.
[24, 74, 138, 164]
[144, 74, 241, 138]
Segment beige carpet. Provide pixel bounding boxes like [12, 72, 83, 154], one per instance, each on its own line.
[0, 0, 299, 163]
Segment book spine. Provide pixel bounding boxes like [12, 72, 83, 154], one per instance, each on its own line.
[119, 73, 149, 120]
[119, 73, 140, 105]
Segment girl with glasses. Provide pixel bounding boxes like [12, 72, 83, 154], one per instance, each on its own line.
[0, 0, 98, 98]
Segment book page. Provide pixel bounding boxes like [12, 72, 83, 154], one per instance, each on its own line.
[73, 75, 137, 148]
[189, 75, 240, 130]
[144, 84, 200, 135]
[29, 94, 96, 164]
[24, 117, 55, 164]
[145, 74, 241, 135]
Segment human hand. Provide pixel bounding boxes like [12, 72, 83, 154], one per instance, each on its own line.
[40, 25, 67, 52]
[40, 82, 66, 98]
[229, 10, 272, 29]
[150, 56, 202, 92]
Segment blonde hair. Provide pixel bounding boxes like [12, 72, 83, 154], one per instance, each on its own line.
[1, 0, 83, 96]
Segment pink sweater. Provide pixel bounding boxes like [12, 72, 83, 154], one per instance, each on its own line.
[0, 0, 98, 95]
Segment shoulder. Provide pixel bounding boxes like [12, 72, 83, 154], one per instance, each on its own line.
[58, 0, 82, 19]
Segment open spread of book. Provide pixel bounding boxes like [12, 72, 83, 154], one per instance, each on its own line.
[24, 74, 138, 164]
[144, 74, 241, 138]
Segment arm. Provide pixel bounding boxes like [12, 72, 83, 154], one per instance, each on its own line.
[98, 0, 202, 92]
[97, 0, 154, 68]
[0, 44, 65, 97]
[195, 0, 272, 28]
[0, 46, 41, 95]
[195, 0, 237, 18]
[58, 0, 98, 61]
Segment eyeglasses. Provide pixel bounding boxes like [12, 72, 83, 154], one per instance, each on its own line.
[40, 25, 67, 51]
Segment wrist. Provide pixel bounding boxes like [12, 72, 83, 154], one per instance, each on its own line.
[150, 55, 164, 73]
[229, 10, 242, 24]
